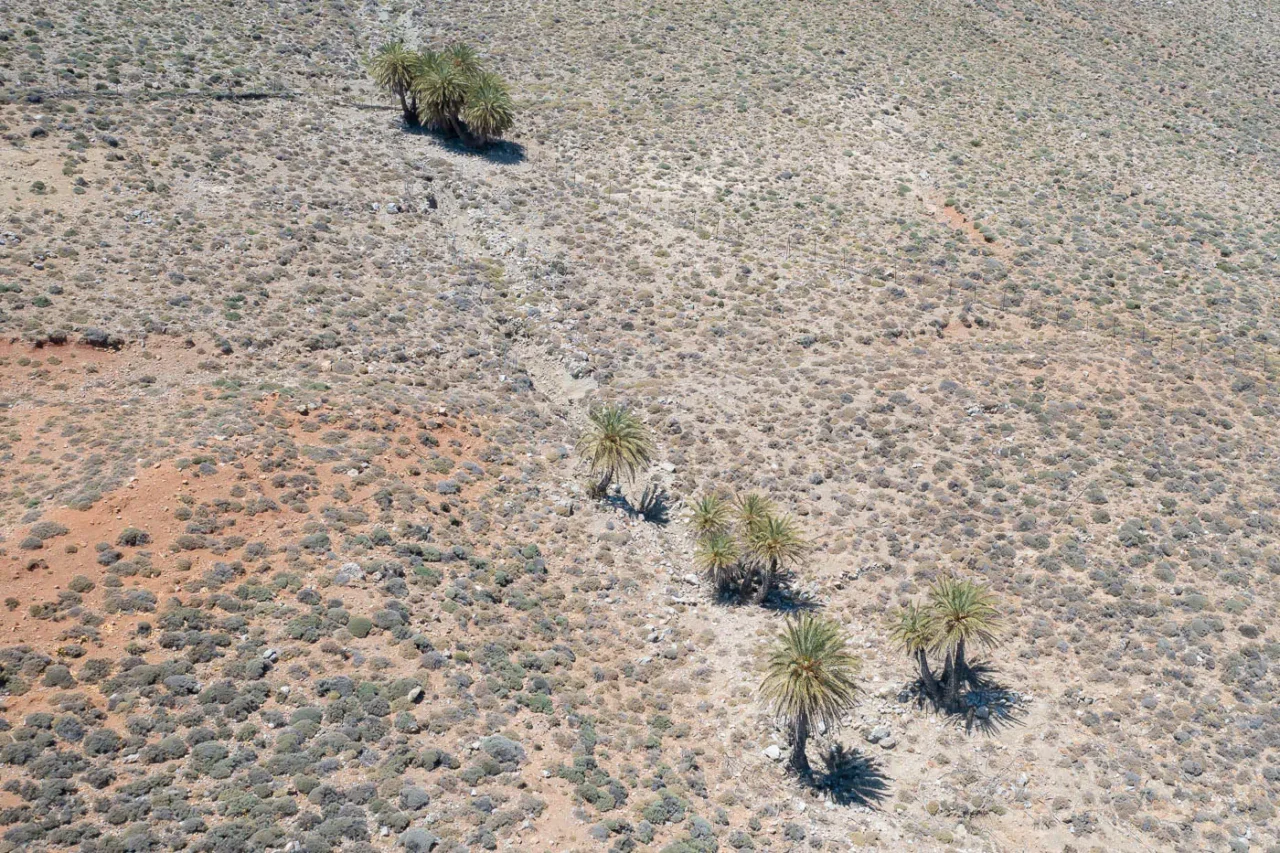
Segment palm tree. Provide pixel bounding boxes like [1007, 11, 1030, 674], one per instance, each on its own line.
[461, 71, 515, 145]
[443, 41, 483, 76]
[368, 41, 421, 124]
[889, 603, 942, 707]
[759, 614, 859, 776]
[412, 50, 469, 138]
[927, 577, 1002, 712]
[576, 404, 654, 499]
[695, 533, 740, 592]
[746, 514, 805, 604]
[689, 495, 731, 540]
[736, 493, 775, 535]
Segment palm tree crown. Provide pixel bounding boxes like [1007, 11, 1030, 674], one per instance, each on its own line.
[689, 495, 731, 540]
[577, 404, 653, 496]
[368, 41, 420, 121]
[443, 41, 482, 75]
[889, 602, 933, 655]
[736, 493, 775, 534]
[461, 71, 515, 143]
[926, 576, 1002, 656]
[413, 51, 468, 129]
[747, 514, 806, 569]
[695, 533, 740, 590]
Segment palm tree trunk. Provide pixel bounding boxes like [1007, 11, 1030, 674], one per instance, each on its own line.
[396, 88, 417, 126]
[790, 713, 811, 776]
[944, 640, 966, 713]
[917, 649, 942, 706]
[589, 471, 612, 499]
[751, 559, 776, 605]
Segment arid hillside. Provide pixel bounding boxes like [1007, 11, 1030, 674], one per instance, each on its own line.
[0, 1, 1278, 852]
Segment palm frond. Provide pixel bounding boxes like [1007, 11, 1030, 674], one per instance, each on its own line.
[412, 51, 468, 126]
[367, 41, 418, 99]
[695, 533, 741, 589]
[461, 71, 515, 142]
[888, 602, 935, 655]
[736, 493, 775, 533]
[444, 41, 483, 76]
[746, 513, 806, 569]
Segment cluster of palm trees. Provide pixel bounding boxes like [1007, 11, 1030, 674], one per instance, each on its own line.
[890, 576, 1003, 713]
[691, 493, 806, 605]
[367, 40, 515, 145]
[574, 403, 1006, 777]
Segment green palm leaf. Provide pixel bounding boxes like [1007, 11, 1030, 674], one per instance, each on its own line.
[461, 71, 515, 143]
[443, 41, 483, 76]
[889, 602, 936, 655]
[746, 514, 806, 569]
[367, 41, 420, 120]
[412, 50, 468, 128]
[695, 533, 741, 590]
[736, 493, 775, 534]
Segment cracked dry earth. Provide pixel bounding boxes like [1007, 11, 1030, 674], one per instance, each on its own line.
[1, 0, 1280, 852]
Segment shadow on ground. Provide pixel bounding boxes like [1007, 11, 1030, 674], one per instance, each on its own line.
[900, 660, 1028, 735]
[812, 744, 890, 807]
[603, 483, 670, 525]
[402, 123, 526, 164]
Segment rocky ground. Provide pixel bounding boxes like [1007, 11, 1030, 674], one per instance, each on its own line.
[0, 0, 1278, 851]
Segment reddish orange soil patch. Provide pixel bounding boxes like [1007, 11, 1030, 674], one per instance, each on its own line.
[925, 194, 1012, 261]
[0, 371, 499, 718]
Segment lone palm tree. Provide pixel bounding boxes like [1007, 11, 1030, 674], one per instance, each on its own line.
[736, 493, 775, 535]
[695, 533, 740, 593]
[889, 602, 942, 707]
[577, 404, 653, 499]
[689, 495, 731, 540]
[461, 71, 515, 145]
[746, 514, 805, 604]
[928, 577, 1002, 713]
[368, 41, 421, 124]
[760, 614, 859, 776]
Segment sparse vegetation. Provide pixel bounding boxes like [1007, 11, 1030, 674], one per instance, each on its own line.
[0, 1, 1274, 850]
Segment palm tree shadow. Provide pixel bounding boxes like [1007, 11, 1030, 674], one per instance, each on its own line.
[955, 665, 1027, 736]
[402, 122, 526, 164]
[900, 661, 1027, 736]
[811, 744, 890, 807]
[760, 571, 820, 613]
[602, 484, 670, 526]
